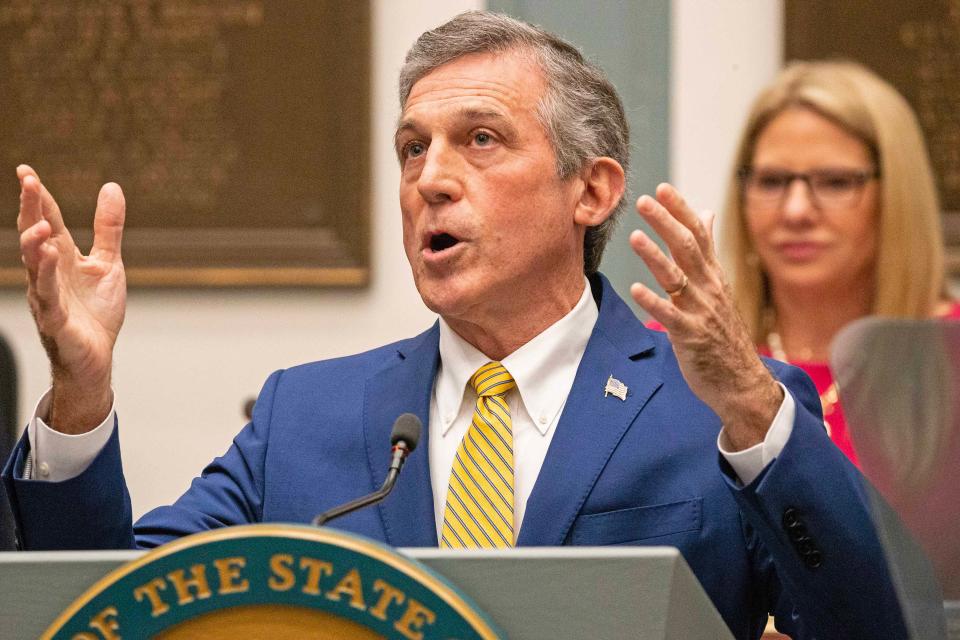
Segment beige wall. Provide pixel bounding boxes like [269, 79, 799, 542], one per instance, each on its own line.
[0, 0, 779, 519]
[670, 0, 783, 216]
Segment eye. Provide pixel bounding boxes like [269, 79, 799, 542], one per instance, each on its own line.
[813, 172, 858, 193]
[753, 172, 790, 191]
[472, 130, 495, 147]
[402, 140, 427, 160]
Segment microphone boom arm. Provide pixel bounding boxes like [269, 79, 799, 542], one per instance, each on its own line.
[311, 442, 410, 527]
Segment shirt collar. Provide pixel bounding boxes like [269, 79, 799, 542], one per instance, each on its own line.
[436, 277, 599, 435]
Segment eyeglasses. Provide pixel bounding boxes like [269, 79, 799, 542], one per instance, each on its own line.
[738, 167, 880, 210]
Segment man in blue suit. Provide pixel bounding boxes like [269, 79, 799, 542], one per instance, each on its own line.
[5, 11, 905, 639]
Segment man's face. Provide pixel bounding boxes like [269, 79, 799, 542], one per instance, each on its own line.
[396, 50, 585, 332]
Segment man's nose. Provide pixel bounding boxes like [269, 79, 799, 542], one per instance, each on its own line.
[416, 141, 463, 204]
[781, 178, 817, 221]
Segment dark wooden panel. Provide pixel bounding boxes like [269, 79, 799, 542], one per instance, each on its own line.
[0, 0, 370, 287]
[786, 0, 960, 271]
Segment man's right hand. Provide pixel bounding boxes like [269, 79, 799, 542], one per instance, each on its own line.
[17, 164, 127, 434]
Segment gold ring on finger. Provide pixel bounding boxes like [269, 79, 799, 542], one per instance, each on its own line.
[665, 273, 689, 298]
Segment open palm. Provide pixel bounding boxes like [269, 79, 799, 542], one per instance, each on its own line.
[16, 164, 127, 431]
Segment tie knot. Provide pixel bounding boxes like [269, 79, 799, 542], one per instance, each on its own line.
[470, 362, 516, 397]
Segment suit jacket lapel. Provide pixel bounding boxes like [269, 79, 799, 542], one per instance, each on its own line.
[363, 323, 440, 547]
[518, 275, 662, 546]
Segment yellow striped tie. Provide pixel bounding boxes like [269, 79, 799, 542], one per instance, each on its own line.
[440, 362, 516, 548]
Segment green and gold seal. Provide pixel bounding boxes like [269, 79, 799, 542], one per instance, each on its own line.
[43, 524, 503, 639]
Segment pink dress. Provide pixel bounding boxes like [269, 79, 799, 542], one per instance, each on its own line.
[755, 349, 858, 464]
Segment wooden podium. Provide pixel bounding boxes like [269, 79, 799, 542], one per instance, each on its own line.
[0, 525, 735, 639]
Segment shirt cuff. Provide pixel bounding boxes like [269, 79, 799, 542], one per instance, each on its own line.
[717, 382, 795, 486]
[26, 388, 117, 482]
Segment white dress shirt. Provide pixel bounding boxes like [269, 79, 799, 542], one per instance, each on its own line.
[25, 389, 115, 483]
[25, 278, 795, 538]
[429, 279, 599, 541]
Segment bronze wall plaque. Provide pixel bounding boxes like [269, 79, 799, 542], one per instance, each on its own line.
[785, 0, 960, 273]
[0, 0, 370, 286]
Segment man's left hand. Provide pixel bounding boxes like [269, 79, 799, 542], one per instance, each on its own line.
[629, 183, 783, 450]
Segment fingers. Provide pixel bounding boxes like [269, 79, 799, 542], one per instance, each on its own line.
[629, 229, 689, 297]
[22, 224, 66, 334]
[33, 242, 63, 319]
[655, 183, 715, 257]
[630, 184, 726, 330]
[634, 184, 716, 278]
[91, 183, 126, 259]
[655, 182, 701, 224]
[17, 171, 42, 233]
[16, 164, 38, 181]
[699, 209, 717, 248]
[16, 164, 69, 237]
[20, 218, 63, 323]
[630, 281, 683, 330]
[635, 195, 707, 282]
[20, 219, 52, 278]
[628, 231, 690, 331]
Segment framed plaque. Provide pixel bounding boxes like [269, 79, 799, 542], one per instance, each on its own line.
[0, 1, 370, 286]
[785, 0, 960, 273]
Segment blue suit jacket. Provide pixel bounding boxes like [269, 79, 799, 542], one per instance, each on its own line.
[3, 274, 905, 639]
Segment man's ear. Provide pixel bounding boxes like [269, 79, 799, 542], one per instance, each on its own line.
[573, 157, 626, 227]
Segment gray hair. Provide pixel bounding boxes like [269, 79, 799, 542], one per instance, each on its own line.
[398, 10, 629, 275]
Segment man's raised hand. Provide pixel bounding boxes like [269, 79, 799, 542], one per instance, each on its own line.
[629, 183, 782, 450]
[16, 164, 127, 434]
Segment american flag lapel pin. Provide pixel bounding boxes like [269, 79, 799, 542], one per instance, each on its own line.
[604, 375, 628, 401]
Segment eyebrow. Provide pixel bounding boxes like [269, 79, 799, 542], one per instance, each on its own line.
[394, 107, 520, 150]
[393, 120, 421, 150]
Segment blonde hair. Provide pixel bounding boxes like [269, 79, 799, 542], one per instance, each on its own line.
[720, 60, 945, 341]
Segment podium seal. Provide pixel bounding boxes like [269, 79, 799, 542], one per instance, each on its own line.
[42, 524, 504, 639]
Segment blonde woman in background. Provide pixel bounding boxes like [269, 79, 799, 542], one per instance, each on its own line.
[721, 60, 959, 465]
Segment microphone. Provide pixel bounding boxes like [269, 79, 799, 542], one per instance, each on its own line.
[312, 413, 422, 527]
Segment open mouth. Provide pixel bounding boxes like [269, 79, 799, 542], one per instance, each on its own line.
[429, 232, 460, 253]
